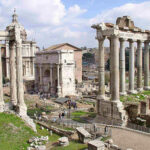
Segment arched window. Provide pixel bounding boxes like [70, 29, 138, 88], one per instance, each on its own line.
[44, 69, 50, 77]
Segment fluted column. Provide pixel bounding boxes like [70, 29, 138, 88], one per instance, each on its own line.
[97, 37, 105, 100]
[129, 40, 136, 94]
[9, 41, 17, 106]
[110, 35, 120, 101]
[137, 40, 143, 91]
[144, 41, 150, 90]
[16, 40, 27, 116]
[120, 38, 126, 95]
[0, 43, 4, 112]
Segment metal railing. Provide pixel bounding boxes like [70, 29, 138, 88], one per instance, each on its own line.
[127, 122, 150, 133]
[55, 119, 112, 137]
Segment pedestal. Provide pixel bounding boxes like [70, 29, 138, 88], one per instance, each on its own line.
[95, 99, 127, 126]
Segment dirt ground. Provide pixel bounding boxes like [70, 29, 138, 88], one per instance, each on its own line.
[111, 127, 150, 150]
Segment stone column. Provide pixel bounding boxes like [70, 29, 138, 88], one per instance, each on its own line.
[16, 40, 27, 116]
[97, 37, 105, 100]
[57, 64, 61, 97]
[129, 40, 136, 94]
[119, 38, 126, 95]
[50, 64, 53, 93]
[144, 41, 150, 90]
[9, 41, 17, 106]
[110, 35, 120, 101]
[137, 40, 143, 91]
[34, 64, 38, 91]
[39, 64, 43, 91]
[0, 44, 4, 112]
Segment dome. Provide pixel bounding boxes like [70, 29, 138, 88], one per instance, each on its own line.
[6, 9, 27, 41]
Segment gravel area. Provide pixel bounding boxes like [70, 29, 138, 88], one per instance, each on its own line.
[111, 127, 150, 150]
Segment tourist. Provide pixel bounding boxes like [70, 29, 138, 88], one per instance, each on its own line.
[62, 112, 65, 119]
[59, 113, 61, 120]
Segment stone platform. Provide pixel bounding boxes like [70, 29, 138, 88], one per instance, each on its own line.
[95, 99, 127, 126]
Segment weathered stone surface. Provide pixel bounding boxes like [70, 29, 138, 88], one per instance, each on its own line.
[58, 137, 69, 146]
[88, 140, 105, 150]
[76, 127, 91, 143]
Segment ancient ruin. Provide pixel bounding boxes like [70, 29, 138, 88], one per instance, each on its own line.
[35, 49, 76, 97]
[92, 16, 150, 126]
[35, 43, 82, 97]
[0, 9, 36, 131]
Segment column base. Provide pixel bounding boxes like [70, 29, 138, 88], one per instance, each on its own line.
[17, 105, 27, 117]
[144, 86, 150, 90]
[137, 88, 143, 92]
[95, 99, 128, 126]
[97, 95, 105, 100]
[128, 90, 137, 94]
[57, 86, 61, 97]
[120, 92, 127, 96]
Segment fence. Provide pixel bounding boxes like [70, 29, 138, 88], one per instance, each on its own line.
[55, 119, 112, 137]
[127, 122, 150, 133]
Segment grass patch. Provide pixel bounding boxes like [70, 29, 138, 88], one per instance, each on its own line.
[51, 140, 87, 150]
[0, 113, 36, 150]
[71, 111, 96, 118]
[101, 136, 111, 142]
[120, 90, 150, 103]
[27, 105, 54, 117]
[72, 117, 88, 123]
[0, 113, 62, 150]
[71, 111, 96, 123]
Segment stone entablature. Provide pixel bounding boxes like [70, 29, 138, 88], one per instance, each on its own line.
[35, 49, 76, 97]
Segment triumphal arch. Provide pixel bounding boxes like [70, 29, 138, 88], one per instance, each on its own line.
[0, 10, 36, 131]
[92, 16, 150, 126]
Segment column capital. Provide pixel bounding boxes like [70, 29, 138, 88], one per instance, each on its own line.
[128, 39, 136, 43]
[119, 38, 127, 42]
[144, 40, 149, 44]
[96, 36, 106, 41]
[110, 34, 119, 39]
[137, 40, 144, 44]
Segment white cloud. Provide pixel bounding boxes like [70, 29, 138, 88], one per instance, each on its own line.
[68, 4, 87, 17]
[1, 1, 150, 49]
[89, 1, 150, 29]
[0, 0, 66, 25]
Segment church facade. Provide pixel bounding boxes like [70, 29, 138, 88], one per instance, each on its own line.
[1, 11, 39, 81]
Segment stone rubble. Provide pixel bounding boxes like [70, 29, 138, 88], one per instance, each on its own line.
[27, 136, 48, 150]
[58, 137, 69, 146]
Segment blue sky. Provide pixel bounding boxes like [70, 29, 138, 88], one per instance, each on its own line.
[0, 0, 150, 48]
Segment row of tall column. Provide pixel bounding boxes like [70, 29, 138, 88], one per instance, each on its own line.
[97, 36, 150, 102]
[0, 40, 27, 115]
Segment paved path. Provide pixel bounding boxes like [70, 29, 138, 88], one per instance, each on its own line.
[111, 127, 150, 150]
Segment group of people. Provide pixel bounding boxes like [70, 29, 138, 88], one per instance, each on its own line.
[67, 100, 77, 109]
